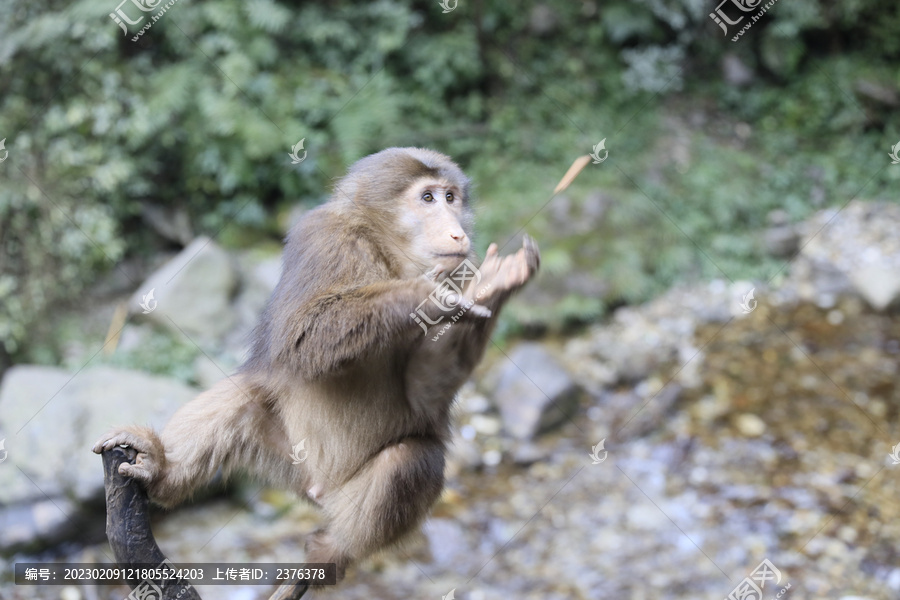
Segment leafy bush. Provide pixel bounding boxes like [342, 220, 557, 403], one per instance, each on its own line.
[1, 0, 898, 361]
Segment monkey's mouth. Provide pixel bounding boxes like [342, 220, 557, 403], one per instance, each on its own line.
[433, 253, 468, 259]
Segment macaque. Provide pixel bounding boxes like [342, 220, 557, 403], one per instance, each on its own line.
[93, 147, 540, 583]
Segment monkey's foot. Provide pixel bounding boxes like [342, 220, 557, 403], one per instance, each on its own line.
[92, 427, 163, 485]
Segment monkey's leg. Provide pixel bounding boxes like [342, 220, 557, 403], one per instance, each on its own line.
[307, 436, 446, 581]
[93, 375, 290, 508]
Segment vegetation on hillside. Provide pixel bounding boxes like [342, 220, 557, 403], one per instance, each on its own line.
[1, 0, 898, 367]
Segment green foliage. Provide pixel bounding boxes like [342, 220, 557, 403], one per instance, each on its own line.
[1, 0, 899, 361]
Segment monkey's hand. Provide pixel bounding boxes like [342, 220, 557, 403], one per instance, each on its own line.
[92, 426, 166, 490]
[467, 235, 540, 305]
[422, 266, 493, 318]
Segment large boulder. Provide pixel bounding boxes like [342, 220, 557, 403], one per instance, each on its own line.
[129, 236, 238, 340]
[788, 201, 900, 310]
[484, 343, 581, 440]
[0, 365, 197, 551]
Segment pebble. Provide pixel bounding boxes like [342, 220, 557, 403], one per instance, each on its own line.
[735, 413, 766, 437]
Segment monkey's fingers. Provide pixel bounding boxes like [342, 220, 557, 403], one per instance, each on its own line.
[485, 243, 499, 260]
[93, 430, 148, 454]
[118, 461, 156, 483]
[468, 304, 492, 318]
[523, 234, 541, 272]
[424, 265, 447, 281]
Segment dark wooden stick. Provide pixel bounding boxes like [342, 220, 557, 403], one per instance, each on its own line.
[101, 446, 308, 600]
[102, 446, 200, 600]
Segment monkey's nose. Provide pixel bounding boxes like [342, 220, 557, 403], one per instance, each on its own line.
[449, 230, 466, 242]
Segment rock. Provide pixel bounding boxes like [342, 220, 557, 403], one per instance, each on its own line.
[445, 429, 482, 477]
[140, 202, 194, 245]
[598, 382, 682, 438]
[0, 365, 197, 551]
[722, 54, 754, 86]
[510, 442, 549, 466]
[734, 413, 766, 437]
[468, 414, 501, 436]
[231, 252, 282, 339]
[763, 225, 800, 258]
[528, 4, 558, 36]
[193, 353, 240, 390]
[130, 236, 238, 341]
[424, 518, 469, 566]
[0, 498, 80, 552]
[854, 79, 899, 107]
[786, 201, 900, 308]
[849, 264, 900, 311]
[486, 343, 581, 440]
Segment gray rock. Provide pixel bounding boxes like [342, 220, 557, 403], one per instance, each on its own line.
[140, 202, 194, 245]
[486, 343, 581, 440]
[510, 441, 549, 466]
[598, 382, 682, 438]
[786, 201, 900, 308]
[763, 225, 799, 258]
[0, 365, 196, 550]
[424, 518, 469, 566]
[849, 264, 900, 311]
[529, 4, 558, 36]
[854, 79, 899, 107]
[130, 236, 238, 341]
[0, 498, 79, 551]
[232, 252, 282, 338]
[722, 54, 753, 87]
[445, 428, 482, 478]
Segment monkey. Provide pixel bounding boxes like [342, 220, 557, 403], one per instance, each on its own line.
[93, 147, 540, 585]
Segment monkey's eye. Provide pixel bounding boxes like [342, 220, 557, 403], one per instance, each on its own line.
[422, 192, 435, 203]
[446, 192, 454, 203]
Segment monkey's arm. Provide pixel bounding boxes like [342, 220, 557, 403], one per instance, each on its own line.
[290, 277, 445, 379]
[430, 235, 541, 370]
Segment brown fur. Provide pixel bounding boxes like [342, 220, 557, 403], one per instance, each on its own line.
[93, 147, 539, 583]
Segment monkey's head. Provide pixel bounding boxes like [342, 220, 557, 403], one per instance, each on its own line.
[335, 147, 475, 278]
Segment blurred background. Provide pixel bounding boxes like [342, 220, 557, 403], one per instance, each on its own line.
[1, 0, 899, 598]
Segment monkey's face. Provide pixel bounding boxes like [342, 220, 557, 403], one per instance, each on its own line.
[399, 177, 473, 275]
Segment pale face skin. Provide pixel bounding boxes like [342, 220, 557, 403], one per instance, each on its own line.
[399, 176, 471, 275]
